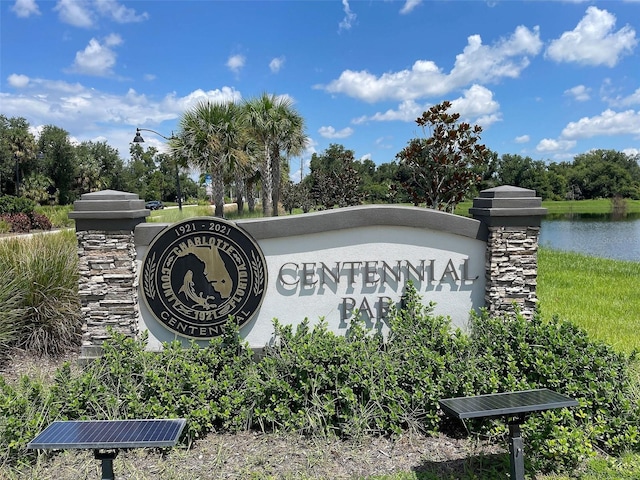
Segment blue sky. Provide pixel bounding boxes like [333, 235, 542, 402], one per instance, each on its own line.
[1, 0, 639, 181]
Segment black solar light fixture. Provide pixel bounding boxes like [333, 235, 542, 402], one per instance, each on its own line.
[439, 389, 578, 480]
[28, 418, 186, 480]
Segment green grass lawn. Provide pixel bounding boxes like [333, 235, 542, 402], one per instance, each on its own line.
[537, 248, 640, 354]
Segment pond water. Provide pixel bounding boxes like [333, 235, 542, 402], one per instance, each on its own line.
[539, 213, 640, 262]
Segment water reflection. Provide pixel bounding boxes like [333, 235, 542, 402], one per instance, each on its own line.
[540, 213, 640, 262]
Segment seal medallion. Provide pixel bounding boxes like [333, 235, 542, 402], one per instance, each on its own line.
[141, 217, 267, 339]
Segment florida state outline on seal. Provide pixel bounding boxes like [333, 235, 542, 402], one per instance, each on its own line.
[141, 217, 267, 339]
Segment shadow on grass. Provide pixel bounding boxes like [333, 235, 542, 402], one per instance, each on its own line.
[413, 452, 512, 480]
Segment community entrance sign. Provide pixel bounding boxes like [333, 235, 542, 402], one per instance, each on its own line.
[141, 217, 267, 339]
[135, 206, 491, 349]
[68, 187, 547, 358]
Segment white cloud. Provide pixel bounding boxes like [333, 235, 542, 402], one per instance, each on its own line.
[7, 74, 30, 88]
[400, 0, 422, 15]
[354, 84, 501, 128]
[536, 108, 640, 154]
[515, 135, 530, 144]
[339, 0, 356, 31]
[94, 0, 148, 23]
[55, 0, 94, 27]
[319, 25, 541, 102]
[269, 56, 285, 73]
[12, 0, 40, 17]
[449, 85, 501, 127]
[0, 77, 243, 160]
[70, 35, 123, 76]
[545, 7, 637, 67]
[607, 87, 640, 107]
[54, 0, 147, 27]
[162, 87, 242, 114]
[536, 138, 576, 152]
[564, 85, 591, 102]
[375, 137, 393, 149]
[622, 148, 639, 157]
[227, 54, 246, 74]
[318, 126, 354, 139]
[353, 100, 424, 124]
[561, 109, 640, 139]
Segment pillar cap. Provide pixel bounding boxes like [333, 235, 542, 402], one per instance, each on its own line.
[69, 189, 150, 231]
[470, 186, 547, 227]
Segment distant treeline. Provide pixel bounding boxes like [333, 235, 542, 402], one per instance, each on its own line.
[2, 115, 639, 209]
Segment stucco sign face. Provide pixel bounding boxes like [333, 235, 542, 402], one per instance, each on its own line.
[141, 217, 267, 339]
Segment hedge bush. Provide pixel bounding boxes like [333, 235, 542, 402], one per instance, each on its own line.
[1, 284, 638, 474]
[0, 196, 53, 232]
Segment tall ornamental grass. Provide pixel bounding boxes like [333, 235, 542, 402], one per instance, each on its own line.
[0, 230, 80, 358]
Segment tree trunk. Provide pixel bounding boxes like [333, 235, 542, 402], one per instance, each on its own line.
[212, 169, 225, 218]
[246, 177, 255, 212]
[261, 145, 273, 217]
[271, 148, 280, 216]
[235, 178, 245, 213]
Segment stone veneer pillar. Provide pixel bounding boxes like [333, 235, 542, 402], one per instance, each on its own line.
[469, 186, 547, 320]
[68, 190, 150, 360]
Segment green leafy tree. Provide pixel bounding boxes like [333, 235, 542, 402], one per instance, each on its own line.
[570, 149, 640, 199]
[496, 154, 557, 199]
[126, 143, 158, 200]
[396, 101, 492, 212]
[21, 173, 54, 204]
[0, 116, 38, 196]
[243, 93, 306, 216]
[74, 141, 126, 195]
[38, 125, 76, 204]
[352, 157, 392, 204]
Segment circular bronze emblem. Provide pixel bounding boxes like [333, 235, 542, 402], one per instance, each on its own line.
[141, 217, 267, 339]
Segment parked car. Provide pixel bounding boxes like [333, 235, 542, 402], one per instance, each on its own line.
[145, 200, 164, 210]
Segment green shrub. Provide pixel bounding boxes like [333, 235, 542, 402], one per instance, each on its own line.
[51, 324, 254, 447]
[0, 375, 52, 465]
[469, 310, 640, 472]
[251, 318, 391, 437]
[1, 284, 638, 475]
[0, 196, 36, 216]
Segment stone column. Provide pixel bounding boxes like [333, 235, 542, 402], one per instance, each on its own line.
[469, 186, 547, 319]
[68, 190, 150, 360]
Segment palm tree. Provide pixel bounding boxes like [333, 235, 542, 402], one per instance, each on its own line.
[175, 101, 250, 217]
[243, 93, 307, 217]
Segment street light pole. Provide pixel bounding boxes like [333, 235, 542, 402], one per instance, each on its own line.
[132, 128, 183, 211]
[14, 154, 20, 196]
